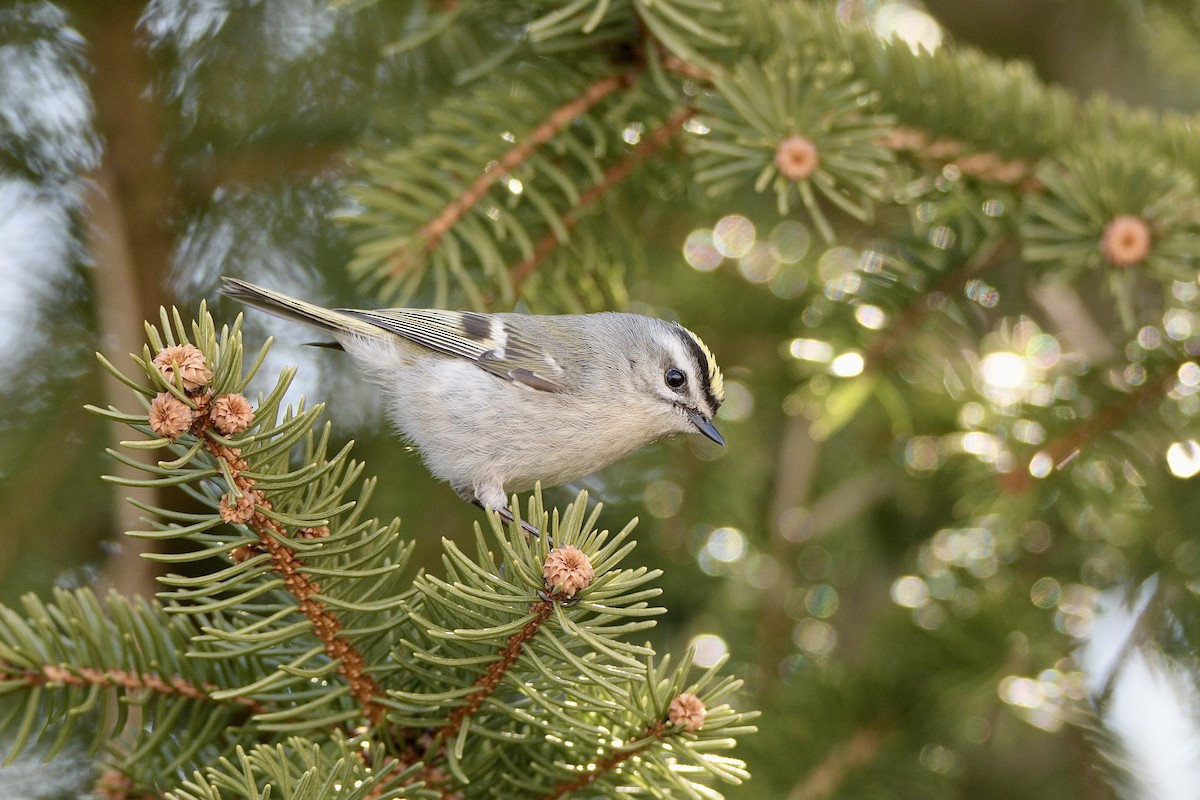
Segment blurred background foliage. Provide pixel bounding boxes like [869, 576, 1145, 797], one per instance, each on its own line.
[2, 0, 1200, 797]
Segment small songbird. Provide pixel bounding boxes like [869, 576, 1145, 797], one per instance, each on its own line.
[222, 278, 725, 521]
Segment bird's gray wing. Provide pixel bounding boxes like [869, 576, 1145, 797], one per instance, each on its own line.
[338, 308, 570, 393]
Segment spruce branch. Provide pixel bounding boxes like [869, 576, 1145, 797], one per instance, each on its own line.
[197, 434, 387, 727]
[790, 723, 887, 800]
[537, 719, 669, 800]
[862, 237, 1019, 371]
[84, 303, 417, 753]
[0, 587, 266, 775]
[509, 106, 695, 290]
[3, 662, 264, 716]
[790, 232, 1020, 441]
[166, 734, 427, 800]
[97, 769, 162, 800]
[693, 47, 894, 241]
[1001, 364, 1181, 494]
[400, 68, 639, 274]
[442, 599, 555, 743]
[881, 127, 1036, 187]
[47, 303, 755, 797]
[439, 545, 597, 742]
[1021, 146, 1200, 327]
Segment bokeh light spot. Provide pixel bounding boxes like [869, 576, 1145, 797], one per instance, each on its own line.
[789, 338, 834, 363]
[1025, 334, 1061, 370]
[1029, 451, 1053, 478]
[830, 351, 865, 377]
[979, 352, 1028, 391]
[704, 527, 747, 563]
[688, 633, 728, 668]
[683, 229, 723, 271]
[905, 436, 941, 471]
[805, 584, 839, 618]
[719, 379, 754, 422]
[873, 1, 944, 52]
[770, 220, 811, 263]
[891, 575, 929, 608]
[965, 279, 999, 308]
[793, 618, 837, 656]
[1030, 577, 1061, 609]
[642, 480, 683, 518]
[854, 304, 887, 330]
[1178, 362, 1200, 387]
[738, 242, 780, 284]
[1167, 440, 1200, 478]
[713, 214, 756, 258]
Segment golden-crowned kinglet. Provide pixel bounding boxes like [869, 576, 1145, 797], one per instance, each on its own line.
[222, 278, 725, 520]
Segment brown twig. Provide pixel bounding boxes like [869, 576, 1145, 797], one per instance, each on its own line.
[790, 723, 887, 800]
[198, 432, 388, 727]
[537, 720, 670, 800]
[1000, 366, 1178, 494]
[880, 126, 1039, 188]
[362, 754, 459, 800]
[360, 598, 561, 799]
[358, 599, 561, 800]
[661, 52, 714, 82]
[3, 662, 266, 715]
[444, 598, 556, 740]
[95, 769, 162, 800]
[863, 237, 1018, 371]
[390, 70, 639, 276]
[509, 107, 695, 290]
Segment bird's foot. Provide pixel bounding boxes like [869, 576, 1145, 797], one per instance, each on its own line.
[474, 500, 550, 543]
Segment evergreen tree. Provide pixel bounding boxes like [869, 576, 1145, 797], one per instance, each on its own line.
[1, 0, 1199, 797]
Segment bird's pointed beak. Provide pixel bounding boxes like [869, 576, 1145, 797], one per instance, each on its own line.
[687, 410, 725, 446]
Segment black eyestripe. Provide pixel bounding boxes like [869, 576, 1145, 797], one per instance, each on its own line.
[674, 326, 720, 413]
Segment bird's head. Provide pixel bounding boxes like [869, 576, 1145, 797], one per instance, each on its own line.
[634, 320, 725, 446]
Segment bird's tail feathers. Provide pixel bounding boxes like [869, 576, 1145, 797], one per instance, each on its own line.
[221, 277, 377, 338]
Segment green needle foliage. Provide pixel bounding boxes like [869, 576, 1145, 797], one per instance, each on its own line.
[8, 0, 1200, 797]
[0, 305, 755, 798]
[695, 51, 894, 239]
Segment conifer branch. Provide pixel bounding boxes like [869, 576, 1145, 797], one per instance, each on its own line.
[184, 398, 386, 729]
[863, 237, 1018, 371]
[356, 752, 455, 800]
[0, 661, 265, 715]
[509, 106, 695, 289]
[443, 597, 556, 739]
[881, 127, 1037, 187]
[1000, 365, 1179, 494]
[96, 770, 161, 800]
[661, 52, 713, 82]
[392, 69, 639, 276]
[199, 433, 388, 727]
[790, 723, 887, 800]
[537, 720, 670, 800]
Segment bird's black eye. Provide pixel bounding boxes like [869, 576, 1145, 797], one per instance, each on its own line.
[664, 368, 687, 389]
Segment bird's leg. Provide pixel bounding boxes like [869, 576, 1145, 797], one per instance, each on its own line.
[472, 499, 547, 542]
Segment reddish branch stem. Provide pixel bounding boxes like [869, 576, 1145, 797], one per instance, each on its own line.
[863, 238, 1017, 370]
[1000, 366, 1178, 494]
[360, 598, 559, 800]
[3, 662, 265, 715]
[444, 598, 555, 739]
[391, 70, 638, 276]
[538, 720, 670, 800]
[201, 434, 388, 727]
[96, 769, 162, 800]
[790, 723, 887, 800]
[881, 127, 1037, 187]
[509, 107, 695, 289]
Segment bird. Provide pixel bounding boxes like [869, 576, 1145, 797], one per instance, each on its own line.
[222, 277, 724, 527]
